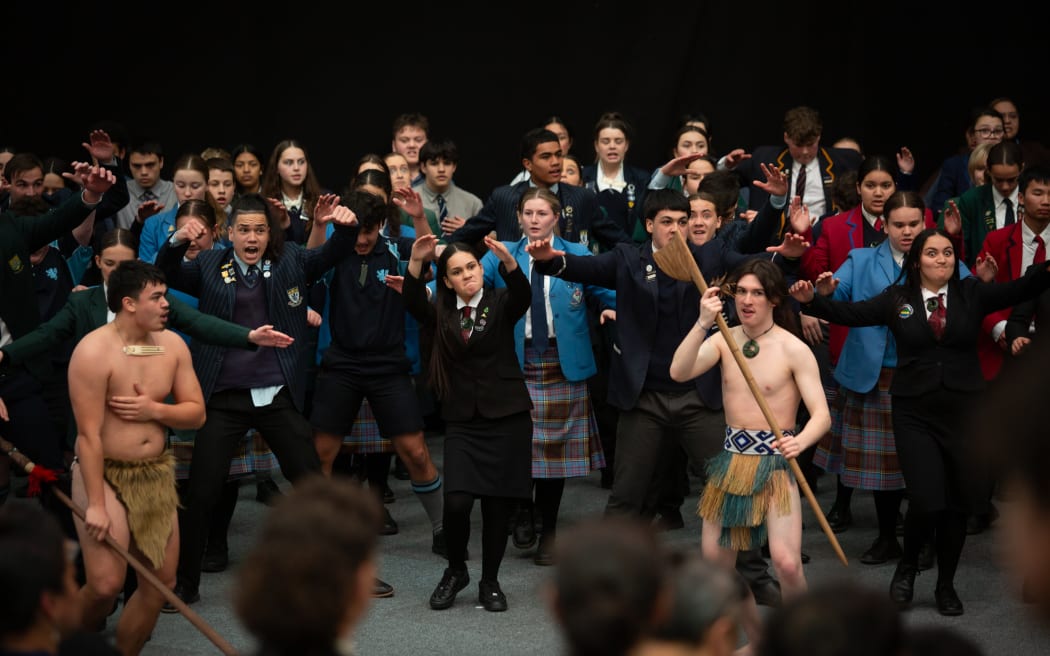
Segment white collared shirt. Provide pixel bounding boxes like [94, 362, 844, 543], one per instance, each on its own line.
[1020, 221, 1050, 272]
[597, 165, 627, 192]
[795, 159, 826, 219]
[992, 186, 1020, 230]
[889, 244, 906, 270]
[456, 288, 485, 339]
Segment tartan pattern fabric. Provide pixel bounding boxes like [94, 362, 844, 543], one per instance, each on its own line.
[172, 429, 278, 481]
[813, 367, 903, 490]
[341, 398, 393, 454]
[525, 346, 605, 478]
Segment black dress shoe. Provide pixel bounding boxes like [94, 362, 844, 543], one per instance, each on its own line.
[889, 561, 917, 607]
[826, 506, 853, 533]
[379, 507, 399, 535]
[255, 478, 283, 506]
[918, 540, 936, 571]
[534, 535, 555, 566]
[160, 584, 200, 613]
[512, 507, 537, 549]
[935, 584, 964, 616]
[750, 580, 782, 608]
[478, 579, 508, 612]
[201, 550, 229, 573]
[429, 568, 469, 610]
[372, 578, 394, 598]
[860, 537, 903, 565]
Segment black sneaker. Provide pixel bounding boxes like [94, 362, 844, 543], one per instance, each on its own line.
[429, 568, 469, 610]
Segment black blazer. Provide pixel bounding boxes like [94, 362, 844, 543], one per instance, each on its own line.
[403, 262, 533, 422]
[581, 163, 651, 238]
[449, 181, 632, 251]
[157, 226, 354, 410]
[1005, 262, 1050, 345]
[734, 145, 862, 241]
[804, 264, 1050, 396]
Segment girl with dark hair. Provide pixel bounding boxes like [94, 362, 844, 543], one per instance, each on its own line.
[230, 143, 265, 196]
[791, 226, 1050, 616]
[403, 233, 532, 612]
[260, 139, 326, 244]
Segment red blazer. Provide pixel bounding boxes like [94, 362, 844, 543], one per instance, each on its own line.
[976, 223, 1027, 380]
[802, 206, 935, 364]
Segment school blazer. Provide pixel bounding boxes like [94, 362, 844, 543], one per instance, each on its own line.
[972, 222, 1031, 379]
[938, 182, 998, 268]
[581, 163, 651, 237]
[156, 225, 354, 410]
[403, 262, 533, 423]
[803, 263, 1050, 397]
[826, 241, 902, 393]
[449, 181, 632, 251]
[735, 145, 862, 239]
[481, 236, 617, 382]
[0, 285, 254, 367]
[0, 192, 114, 380]
[1005, 262, 1050, 345]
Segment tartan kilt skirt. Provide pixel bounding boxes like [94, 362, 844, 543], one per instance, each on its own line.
[172, 428, 278, 482]
[813, 367, 903, 491]
[524, 345, 605, 479]
[341, 398, 394, 454]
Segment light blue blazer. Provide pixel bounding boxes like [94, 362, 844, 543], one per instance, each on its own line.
[481, 236, 616, 382]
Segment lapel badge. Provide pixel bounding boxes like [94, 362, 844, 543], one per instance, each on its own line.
[286, 286, 302, 307]
[898, 303, 914, 319]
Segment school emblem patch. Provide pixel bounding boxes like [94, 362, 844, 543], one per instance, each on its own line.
[286, 286, 302, 307]
[898, 303, 914, 319]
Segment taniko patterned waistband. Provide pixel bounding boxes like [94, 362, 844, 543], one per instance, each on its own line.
[723, 426, 794, 456]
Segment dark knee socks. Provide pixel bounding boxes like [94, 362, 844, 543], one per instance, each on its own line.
[444, 491, 473, 572]
[480, 496, 515, 582]
[533, 478, 565, 538]
[935, 510, 967, 588]
[873, 489, 904, 540]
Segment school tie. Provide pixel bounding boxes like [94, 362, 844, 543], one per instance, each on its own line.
[794, 164, 807, 202]
[530, 265, 549, 351]
[460, 306, 473, 343]
[928, 293, 946, 340]
[1035, 235, 1046, 265]
[243, 264, 260, 288]
[436, 193, 448, 226]
[873, 216, 883, 232]
[141, 189, 156, 203]
[1004, 198, 1015, 226]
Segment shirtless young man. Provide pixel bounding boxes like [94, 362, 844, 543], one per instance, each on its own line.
[669, 258, 830, 651]
[67, 259, 205, 656]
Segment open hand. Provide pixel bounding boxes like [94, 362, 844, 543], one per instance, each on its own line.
[789, 279, 816, 304]
[248, 325, 295, 348]
[107, 383, 156, 422]
[525, 236, 566, 262]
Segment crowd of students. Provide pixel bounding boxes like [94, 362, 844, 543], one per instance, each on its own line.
[2, 98, 1049, 654]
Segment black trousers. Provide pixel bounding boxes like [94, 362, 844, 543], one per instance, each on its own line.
[176, 388, 320, 592]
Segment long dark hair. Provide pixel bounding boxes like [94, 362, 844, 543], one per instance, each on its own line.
[895, 227, 960, 292]
[426, 242, 479, 399]
[725, 258, 801, 339]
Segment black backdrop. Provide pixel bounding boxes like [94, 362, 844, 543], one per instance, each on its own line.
[7, 4, 1048, 202]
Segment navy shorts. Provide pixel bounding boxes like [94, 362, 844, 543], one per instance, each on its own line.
[309, 369, 424, 439]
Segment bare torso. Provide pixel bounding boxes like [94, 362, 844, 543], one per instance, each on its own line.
[716, 325, 802, 432]
[91, 326, 183, 460]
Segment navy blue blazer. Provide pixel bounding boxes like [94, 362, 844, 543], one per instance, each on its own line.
[930, 152, 972, 218]
[156, 226, 354, 411]
[581, 164, 651, 238]
[734, 145, 862, 241]
[534, 239, 779, 411]
[449, 181, 632, 251]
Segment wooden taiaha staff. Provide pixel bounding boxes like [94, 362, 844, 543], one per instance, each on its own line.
[652, 234, 848, 567]
[0, 434, 240, 655]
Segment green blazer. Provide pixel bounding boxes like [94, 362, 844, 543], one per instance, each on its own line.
[937, 183, 997, 269]
[1, 285, 255, 367]
[399, 207, 441, 239]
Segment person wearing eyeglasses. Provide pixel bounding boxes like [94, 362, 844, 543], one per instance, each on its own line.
[929, 106, 1006, 218]
[990, 96, 1050, 168]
